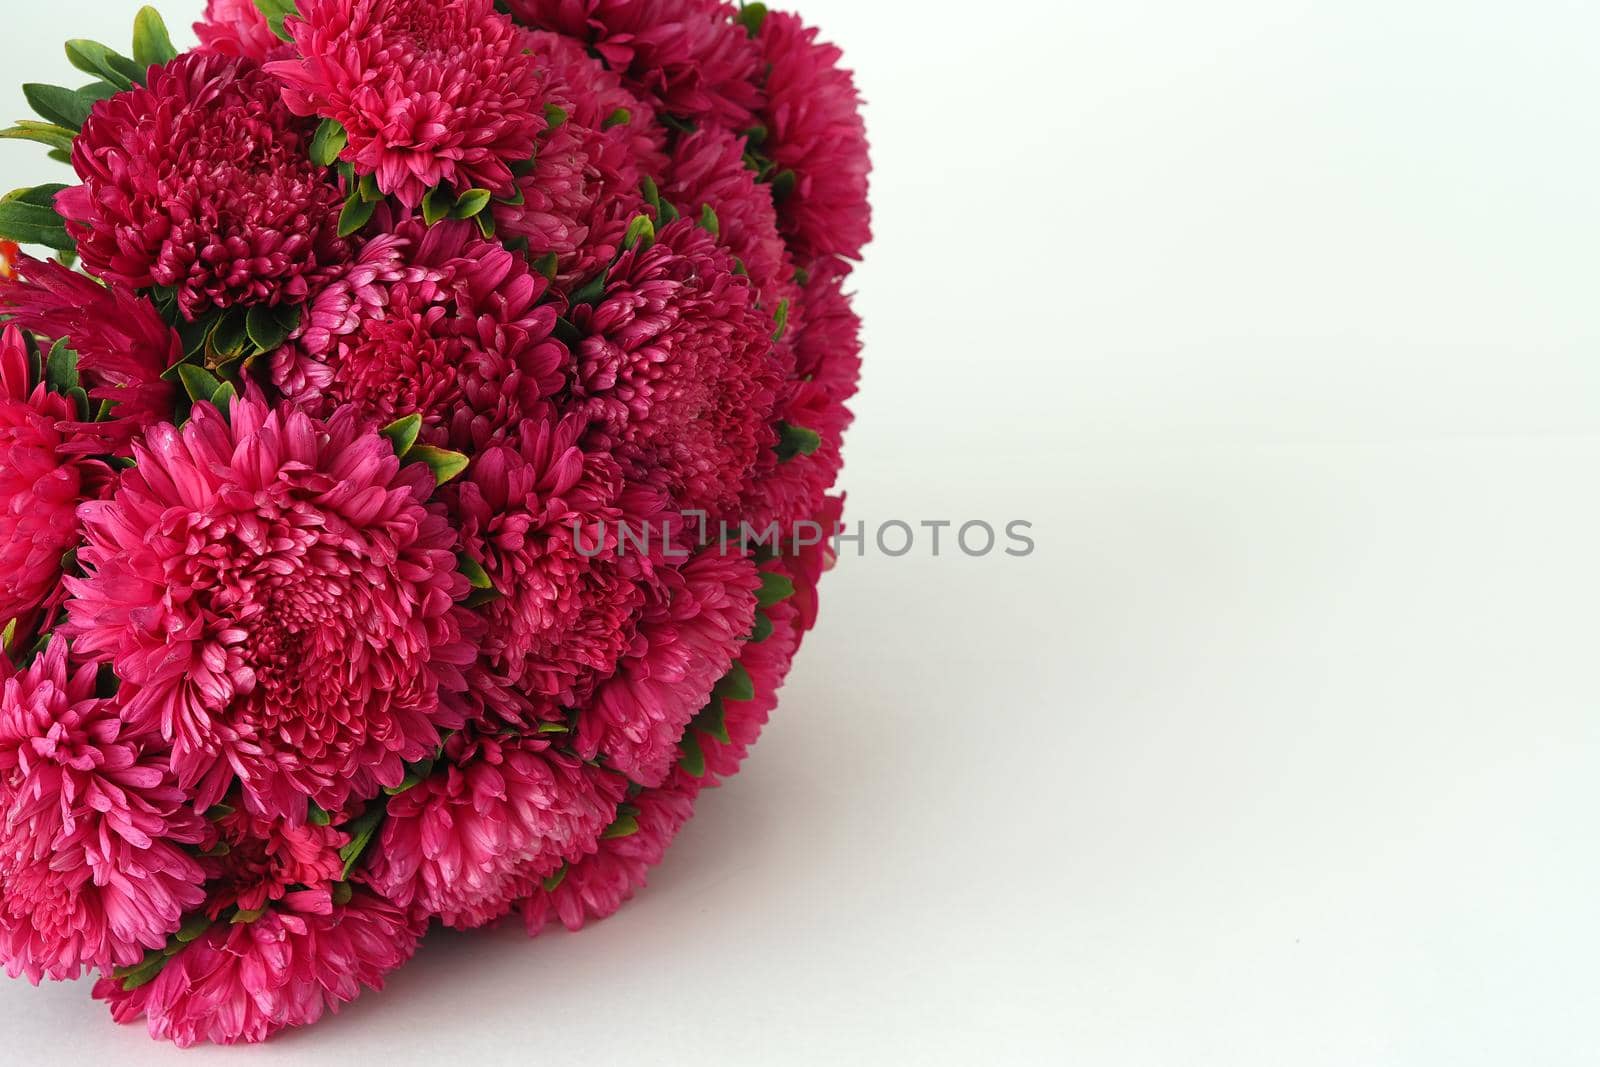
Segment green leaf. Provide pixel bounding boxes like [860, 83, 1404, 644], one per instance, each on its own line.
[602, 812, 640, 840]
[338, 803, 387, 879]
[65, 40, 143, 91]
[115, 950, 169, 991]
[175, 364, 222, 405]
[332, 880, 354, 906]
[543, 103, 568, 128]
[699, 203, 720, 238]
[206, 310, 250, 361]
[0, 121, 77, 153]
[756, 571, 796, 607]
[603, 107, 632, 130]
[380, 413, 423, 459]
[640, 175, 661, 215]
[715, 662, 756, 703]
[452, 189, 492, 220]
[337, 192, 377, 238]
[0, 619, 16, 655]
[541, 865, 568, 893]
[569, 269, 608, 307]
[770, 168, 798, 204]
[536, 721, 570, 735]
[209, 380, 237, 412]
[771, 297, 791, 342]
[245, 303, 300, 353]
[132, 7, 179, 68]
[532, 251, 559, 280]
[409, 445, 470, 486]
[696, 694, 730, 745]
[622, 214, 655, 251]
[358, 172, 383, 203]
[459, 555, 493, 591]
[421, 184, 451, 226]
[750, 610, 774, 644]
[252, 0, 299, 41]
[174, 912, 212, 945]
[0, 186, 73, 251]
[775, 421, 821, 461]
[44, 340, 79, 392]
[22, 84, 94, 131]
[475, 211, 496, 240]
[678, 730, 707, 777]
[736, 2, 769, 37]
[307, 804, 333, 827]
[230, 907, 265, 925]
[309, 118, 347, 167]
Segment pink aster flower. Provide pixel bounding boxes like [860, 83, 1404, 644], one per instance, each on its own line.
[194, 0, 292, 64]
[63, 393, 472, 823]
[784, 494, 844, 635]
[519, 778, 696, 934]
[449, 416, 669, 716]
[0, 326, 98, 627]
[494, 31, 667, 288]
[0, 256, 182, 454]
[576, 550, 759, 787]
[0, 639, 209, 983]
[94, 892, 425, 1047]
[568, 217, 784, 520]
[509, 0, 762, 128]
[275, 217, 569, 450]
[665, 126, 796, 314]
[741, 258, 862, 531]
[755, 11, 872, 263]
[367, 733, 627, 929]
[201, 807, 349, 920]
[270, 0, 546, 208]
[57, 52, 349, 320]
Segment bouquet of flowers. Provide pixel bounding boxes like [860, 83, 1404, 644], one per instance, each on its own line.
[0, 0, 866, 1045]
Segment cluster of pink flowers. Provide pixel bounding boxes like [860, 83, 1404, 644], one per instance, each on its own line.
[0, 0, 866, 1046]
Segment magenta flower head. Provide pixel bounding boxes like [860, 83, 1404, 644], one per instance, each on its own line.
[57, 52, 350, 320]
[0, 0, 867, 1044]
[270, 0, 548, 208]
[62, 393, 471, 823]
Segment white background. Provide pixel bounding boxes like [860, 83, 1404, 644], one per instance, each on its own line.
[3, 1, 1599, 1063]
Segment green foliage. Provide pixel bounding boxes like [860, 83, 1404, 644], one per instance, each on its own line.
[132, 7, 179, 68]
[0, 184, 73, 251]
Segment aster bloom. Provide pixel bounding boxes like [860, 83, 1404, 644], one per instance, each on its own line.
[568, 217, 785, 520]
[665, 126, 797, 314]
[201, 807, 349, 919]
[274, 217, 569, 449]
[509, 0, 763, 128]
[0, 256, 182, 453]
[57, 51, 350, 320]
[519, 777, 696, 934]
[493, 30, 667, 287]
[0, 639, 209, 983]
[366, 733, 627, 928]
[270, 0, 547, 208]
[194, 0, 293, 64]
[0, 326, 96, 627]
[754, 10, 872, 263]
[63, 394, 471, 822]
[450, 416, 668, 716]
[0, 0, 865, 1043]
[577, 549, 760, 788]
[93, 893, 425, 1047]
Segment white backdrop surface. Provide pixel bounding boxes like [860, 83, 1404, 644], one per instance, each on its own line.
[0, 1, 1597, 1064]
